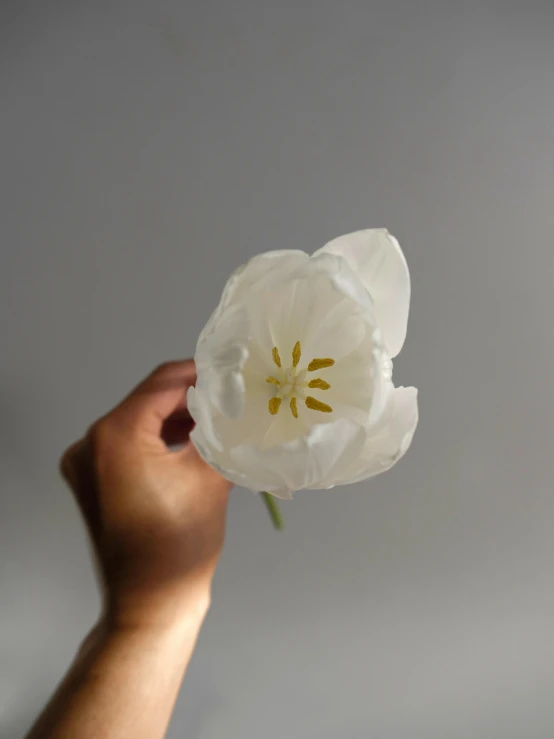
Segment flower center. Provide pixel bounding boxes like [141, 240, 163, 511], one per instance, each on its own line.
[266, 341, 335, 419]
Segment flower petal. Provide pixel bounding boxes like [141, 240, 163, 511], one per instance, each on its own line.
[308, 252, 373, 315]
[190, 422, 293, 497]
[191, 417, 367, 497]
[226, 249, 310, 303]
[195, 303, 249, 419]
[320, 339, 387, 427]
[187, 385, 223, 452]
[314, 230, 410, 357]
[246, 252, 374, 365]
[197, 250, 310, 349]
[234, 418, 368, 495]
[335, 386, 419, 486]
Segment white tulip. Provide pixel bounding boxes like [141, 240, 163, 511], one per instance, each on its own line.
[188, 229, 418, 500]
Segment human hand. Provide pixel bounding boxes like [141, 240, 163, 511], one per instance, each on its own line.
[60, 360, 231, 630]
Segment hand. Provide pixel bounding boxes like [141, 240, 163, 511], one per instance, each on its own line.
[60, 360, 231, 630]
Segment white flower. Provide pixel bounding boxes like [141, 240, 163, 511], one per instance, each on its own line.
[188, 229, 418, 499]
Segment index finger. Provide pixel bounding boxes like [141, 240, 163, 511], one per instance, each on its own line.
[111, 360, 197, 436]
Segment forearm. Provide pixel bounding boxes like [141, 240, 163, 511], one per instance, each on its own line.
[26, 608, 207, 739]
[30, 360, 230, 738]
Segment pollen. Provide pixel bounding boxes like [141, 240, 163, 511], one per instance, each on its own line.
[268, 397, 282, 415]
[308, 378, 330, 390]
[307, 358, 335, 372]
[292, 341, 301, 367]
[305, 396, 333, 413]
[266, 342, 335, 418]
[290, 397, 298, 418]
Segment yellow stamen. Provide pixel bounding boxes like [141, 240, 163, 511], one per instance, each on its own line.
[307, 358, 335, 372]
[272, 347, 282, 368]
[305, 396, 333, 413]
[290, 397, 298, 418]
[308, 378, 331, 390]
[268, 397, 282, 415]
[266, 376, 281, 385]
[292, 341, 302, 368]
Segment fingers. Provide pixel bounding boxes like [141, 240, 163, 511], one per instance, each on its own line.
[161, 409, 195, 448]
[112, 360, 197, 436]
[61, 360, 201, 478]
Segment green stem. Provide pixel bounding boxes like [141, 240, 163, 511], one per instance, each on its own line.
[261, 491, 284, 530]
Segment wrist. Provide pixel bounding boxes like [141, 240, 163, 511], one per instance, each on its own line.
[103, 585, 211, 635]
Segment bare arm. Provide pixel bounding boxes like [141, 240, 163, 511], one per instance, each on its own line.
[27, 616, 204, 739]
[26, 361, 230, 739]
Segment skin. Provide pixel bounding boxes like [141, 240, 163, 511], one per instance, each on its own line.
[25, 360, 231, 739]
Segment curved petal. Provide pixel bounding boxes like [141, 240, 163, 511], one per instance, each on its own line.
[232, 418, 367, 495]
[308, 252, 373, 315]
[191, 417, 367, 497]
[223, 249, 310, 308]
[196, 264, 246, 349]
[190, 423, 293, 498]
[314, 230, 410, 357]
[187, 385, 222, 452]
[195, 303, 250, 419]
[237, 249, 310, 291]
[245, 252, 375, 366]
[331, 386, 419, 486]
[197, 250, 310, 349]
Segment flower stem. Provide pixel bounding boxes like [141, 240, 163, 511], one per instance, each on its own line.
[261, 491, 284, 530]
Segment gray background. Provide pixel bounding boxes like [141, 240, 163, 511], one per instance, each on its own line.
[1, 1, 554, 737]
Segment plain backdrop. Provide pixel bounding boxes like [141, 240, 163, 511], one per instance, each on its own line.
[2, 2, 554, 737]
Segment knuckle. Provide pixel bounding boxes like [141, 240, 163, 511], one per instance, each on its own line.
[59, 439, 84, 483]
[59, 448, 74, 481]
[153, 360, 182, 377]
[83, 419, 116, 482]
[87, 417, 114, 452]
